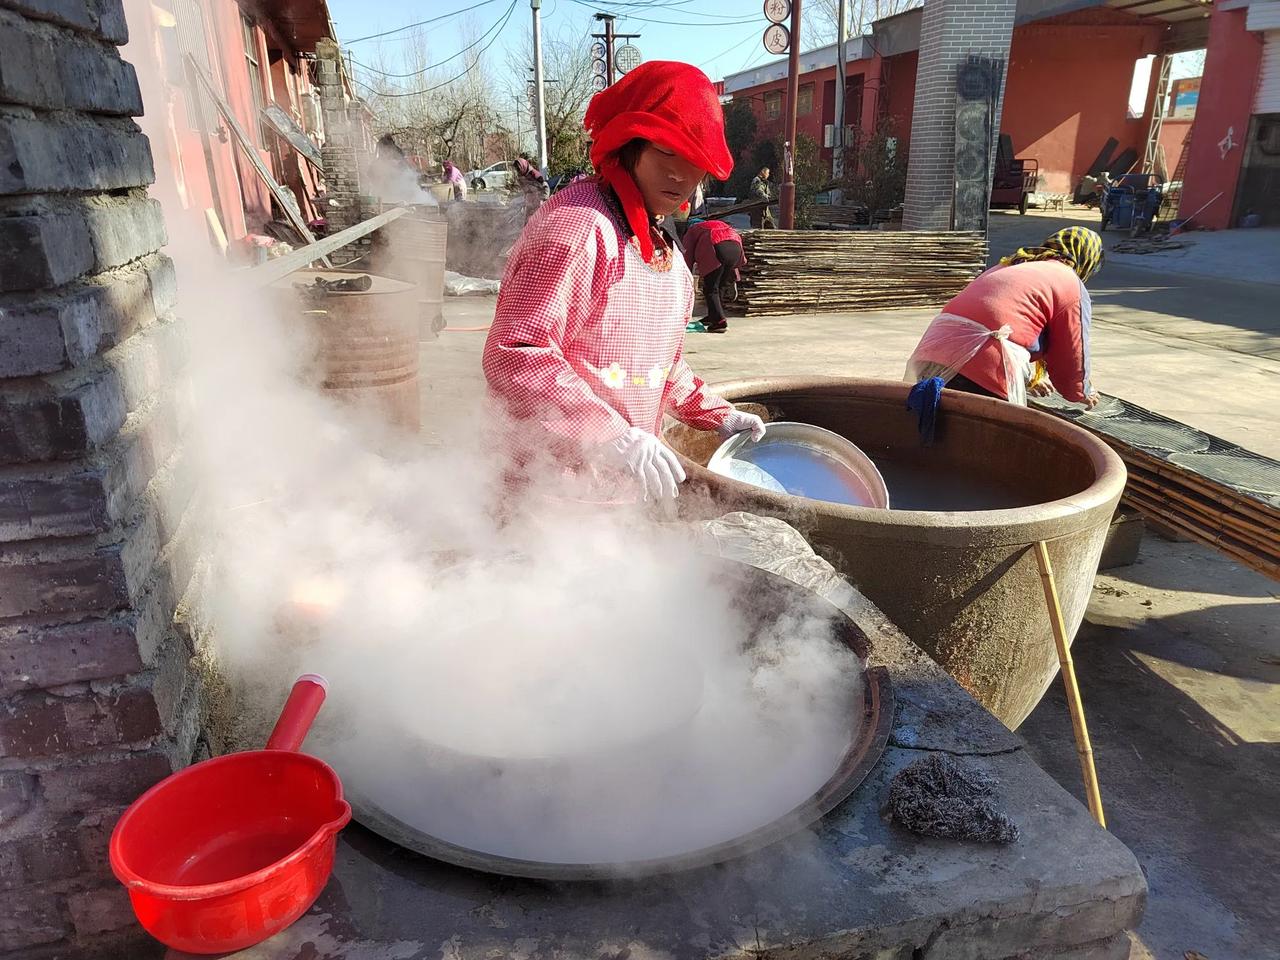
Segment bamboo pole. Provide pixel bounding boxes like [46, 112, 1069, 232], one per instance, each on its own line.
[1034, 540, 1106, 827]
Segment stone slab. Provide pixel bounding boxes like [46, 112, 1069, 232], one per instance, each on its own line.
[201, 518, 1145, 960]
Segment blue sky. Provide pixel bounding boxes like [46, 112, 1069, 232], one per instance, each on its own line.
[326, 0, 787, 85]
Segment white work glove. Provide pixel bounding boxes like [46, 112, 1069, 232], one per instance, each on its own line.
[717, 409, 767, 443]
[602, 427, 687, 501]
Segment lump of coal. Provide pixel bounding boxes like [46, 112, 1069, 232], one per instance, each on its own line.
[881, 753, 1020, 843]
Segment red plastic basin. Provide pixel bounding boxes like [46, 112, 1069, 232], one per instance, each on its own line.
[109, 748, 351, 954]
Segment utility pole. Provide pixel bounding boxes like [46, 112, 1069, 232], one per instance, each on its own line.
[779, 0, 803, 229]
[592, 13, 640, 87]
[833, 0, 848, 181]
[531, 0, 549, 172]
[513, 93, 522, 155]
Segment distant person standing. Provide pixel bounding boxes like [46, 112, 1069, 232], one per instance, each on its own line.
[683, 219, 744, 334]
[442, 159, 467, 201]
[748, 166, 775, 228]
[514, 154, 549, 218]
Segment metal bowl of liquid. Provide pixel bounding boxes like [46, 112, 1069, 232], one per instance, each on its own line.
[708, 422, 890, 509]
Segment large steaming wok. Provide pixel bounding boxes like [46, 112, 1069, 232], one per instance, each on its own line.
[318, 559, 892, 880]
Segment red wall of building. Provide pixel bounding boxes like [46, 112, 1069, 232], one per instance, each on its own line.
[725, 13, 1173, 195]
[1179, 5, 1265, 228]
[1001, 12, 1162, 194]
[879, 51, 918, 146]
[1160, 118, 1193, 178]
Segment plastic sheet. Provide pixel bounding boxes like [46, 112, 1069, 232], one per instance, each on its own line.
[905, 313, 1031, 405]
[444, 271, 501, 296]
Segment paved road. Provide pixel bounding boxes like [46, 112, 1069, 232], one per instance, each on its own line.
[990, 211, 1280, 362]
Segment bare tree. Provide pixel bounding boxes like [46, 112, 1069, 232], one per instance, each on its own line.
[352, 17, 503, 171]
[803, 0, 923, 44]
[505, 18, 597, 175]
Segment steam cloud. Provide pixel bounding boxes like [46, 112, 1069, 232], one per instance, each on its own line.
[124, 12, 864, 872]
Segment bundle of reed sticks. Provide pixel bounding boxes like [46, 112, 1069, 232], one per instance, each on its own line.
[732, 230, 987, 316]
[1034, 401, 1280, 581]
[1114, 446, 1278, 581]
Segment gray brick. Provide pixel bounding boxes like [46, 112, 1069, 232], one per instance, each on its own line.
[0, 259, 158, 376]
[0, 550, 129, 619]
[0, 0, 127, 44]
[81, 194, 166, 270]
[0, 617, 146, 696]
[0, 313, 183, 463]
[0, 111, 153, 195]
[0, 9, 141, 114]
[0, 470, 107, 540]
[0, 889, 68, 952]
[0, 209, 94, 291]
[0, 365, 132, 464]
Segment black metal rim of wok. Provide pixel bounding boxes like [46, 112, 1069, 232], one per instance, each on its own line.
[347, 564, 895, 881]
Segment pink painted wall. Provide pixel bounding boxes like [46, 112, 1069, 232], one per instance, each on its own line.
[1179, 3, 1265, 228]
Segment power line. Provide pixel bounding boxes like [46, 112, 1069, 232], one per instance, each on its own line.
[342, 0, 502, 46]
[352, 0, 519, 98]
[569, 0, 756, 25]
[699, 25, 761, 70]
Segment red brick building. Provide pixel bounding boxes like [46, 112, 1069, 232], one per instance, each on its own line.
[721, 0, 1210, 198]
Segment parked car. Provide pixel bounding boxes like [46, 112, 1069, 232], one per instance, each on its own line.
[468, 161, 515, 192]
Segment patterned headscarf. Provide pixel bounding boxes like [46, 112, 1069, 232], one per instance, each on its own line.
[1001, 226, 1104, 283]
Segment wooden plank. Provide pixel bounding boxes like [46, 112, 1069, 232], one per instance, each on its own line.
[262, 104, 323, 169]
[185, 54, 330, 267]
[204, 207, 228, 256]
[245, 206, 411, 289]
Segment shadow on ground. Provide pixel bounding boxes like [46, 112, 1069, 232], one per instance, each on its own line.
[1019, 539, 1280, 960]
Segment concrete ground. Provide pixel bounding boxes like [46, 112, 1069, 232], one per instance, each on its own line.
[427, 212, 1279, 958]
[1007, 206, 1280, 287]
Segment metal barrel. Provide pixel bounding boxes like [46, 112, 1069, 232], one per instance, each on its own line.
[381, 213, 448, 339]
[274, 270, 421, 432]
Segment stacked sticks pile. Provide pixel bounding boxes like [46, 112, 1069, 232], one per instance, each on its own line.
[731, 230, 987, 316]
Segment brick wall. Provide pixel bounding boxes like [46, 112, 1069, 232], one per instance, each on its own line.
[316, 38, 366, 264]
[902, 0, 1017, 230]
[0, 0, 201, 954]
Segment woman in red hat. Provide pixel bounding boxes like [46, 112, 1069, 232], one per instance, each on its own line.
[482, 62, 765, 502]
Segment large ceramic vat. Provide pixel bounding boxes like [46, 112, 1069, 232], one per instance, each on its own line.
[665, 378, 1127, 729]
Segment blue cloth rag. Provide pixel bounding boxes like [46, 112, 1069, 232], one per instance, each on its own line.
[907, 377, 946, 445]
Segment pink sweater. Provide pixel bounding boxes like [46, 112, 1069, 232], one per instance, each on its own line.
[936, 260, 1094, 403]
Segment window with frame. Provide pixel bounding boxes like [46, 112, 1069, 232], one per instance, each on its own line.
[798, 83, 814, 116]
[763, 90, 782, 120]
[242, 15, 269, 143]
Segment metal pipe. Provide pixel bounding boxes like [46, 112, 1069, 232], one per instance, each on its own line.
[780, 0, 803, 229]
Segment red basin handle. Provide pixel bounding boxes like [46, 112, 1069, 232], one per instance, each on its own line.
[265, 674, 329, 752]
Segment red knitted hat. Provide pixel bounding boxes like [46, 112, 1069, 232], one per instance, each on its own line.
[585, 62, 732, 261]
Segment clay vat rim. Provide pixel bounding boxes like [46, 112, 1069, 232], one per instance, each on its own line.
[672, 376, 1128, 537]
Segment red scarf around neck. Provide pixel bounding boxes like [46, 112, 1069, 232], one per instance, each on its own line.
[584, 61, 733, 263]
